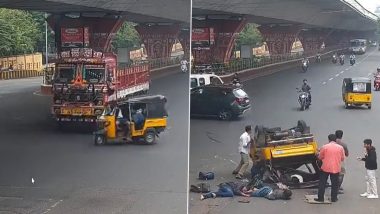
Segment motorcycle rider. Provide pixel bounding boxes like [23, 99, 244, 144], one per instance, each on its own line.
[302, 57, 310, 66]
[316, 53, 321, 62]
[332, 52, 338, 62]
[301, 79, 311, 104]
[349, 54, 355, 65]
[180, 58, 188, 72]
[232, 73, 241, 86]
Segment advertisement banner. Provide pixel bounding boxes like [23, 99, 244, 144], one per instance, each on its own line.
[192, 28, 210, 42]
[61, 28, 84, 48]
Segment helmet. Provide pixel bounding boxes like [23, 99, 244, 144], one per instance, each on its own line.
[377, 67, 380, 72]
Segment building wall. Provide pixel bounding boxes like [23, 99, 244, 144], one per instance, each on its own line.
[0, 53, 43, 71]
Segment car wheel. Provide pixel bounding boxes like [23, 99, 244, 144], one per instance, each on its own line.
[94, 134, 106, 145]
[144, 129, 156, 144]
[218, 110, 232, 120]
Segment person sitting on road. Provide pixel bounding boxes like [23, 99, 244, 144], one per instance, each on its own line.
[301, 79, 311, 104]
[132, 108, 145, 130]
[200, 181, 250, 200]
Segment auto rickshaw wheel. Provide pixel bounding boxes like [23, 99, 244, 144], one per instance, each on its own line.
[368, 104, 372, 109]
[255, 125, 266, 148]
[144, 129, 156, 144]
[344, 102, 349, 109]
[94, 134, 106, 145]
[297, 120, 309, 134]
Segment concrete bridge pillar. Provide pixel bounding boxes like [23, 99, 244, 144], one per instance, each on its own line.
[135, 24, 180, 59]
[178, 29, 190, 59]
[48, 15, 124, 53]
[192, 19, 246, 64]
[258, 25, 301, 55]
[298, 29, 328, 54]
[324, 31, 352, 48]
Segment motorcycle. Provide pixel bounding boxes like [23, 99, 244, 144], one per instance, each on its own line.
[374, 74, 380, 91]
[297, 89, 311, 111]
[181, 64, 188, 73]
[232, 79, 243, 88]
[301, 61, 308, 72]
[332, 55, 337, 64]
[315, 55, 321, 63]
[339, 56, 344, 65]
[350, 58, 355, 66]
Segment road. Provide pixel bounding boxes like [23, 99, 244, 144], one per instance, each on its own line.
[0, 67, 189, 214]
[189, 48, 380, 214]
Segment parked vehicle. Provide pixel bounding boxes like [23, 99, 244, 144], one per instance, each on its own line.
[190, 85, 250, 120]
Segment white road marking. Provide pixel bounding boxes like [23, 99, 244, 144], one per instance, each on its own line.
[322, 82, 327, 85]
[329, 78, 333, 81]
[335, 74, 340, 77]
[345, 68, 349, 70]
[340, 71, 345, 74]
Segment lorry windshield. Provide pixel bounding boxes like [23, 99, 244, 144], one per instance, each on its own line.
[56, 67, 75, 83]
[84, 68, 105, 83]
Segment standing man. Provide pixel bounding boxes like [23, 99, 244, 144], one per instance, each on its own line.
[315, 134, 345, 202]
[358, 139, 378, 199]
[335, 130, 349, 193]
[233, 125, 252, 179]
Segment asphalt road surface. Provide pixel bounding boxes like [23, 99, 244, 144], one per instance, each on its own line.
[0, 67, 189, 214]
[189, 48, 380, 214]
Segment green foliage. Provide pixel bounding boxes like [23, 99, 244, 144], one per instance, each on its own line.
[235, 23, 263, 50]
[0, 8, 40, 56]
[112, 22, 141, 51]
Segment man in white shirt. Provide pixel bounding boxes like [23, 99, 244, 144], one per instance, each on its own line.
[180, 59, 188, 73]
[233, 125, 252, 179]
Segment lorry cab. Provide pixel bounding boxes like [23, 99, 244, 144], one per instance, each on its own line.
[190, 73, 224, 89]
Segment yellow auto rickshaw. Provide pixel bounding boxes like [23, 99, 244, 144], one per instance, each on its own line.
[342, 77, 372, 109]
[94, 95, 168, 145]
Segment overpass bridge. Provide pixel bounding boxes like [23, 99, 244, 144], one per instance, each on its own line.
[192, 0, 379, 63]
[0, 0, 190, 60]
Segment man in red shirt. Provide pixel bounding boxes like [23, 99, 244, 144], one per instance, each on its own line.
[315, 134, 345, 202]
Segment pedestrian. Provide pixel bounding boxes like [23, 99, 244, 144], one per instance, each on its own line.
[233, 125, 252, 179]
[358, 139, 378, 199]
[200, 181, 250, 200]
[335, 130, 349, 193]
[315, 134, 345, 202]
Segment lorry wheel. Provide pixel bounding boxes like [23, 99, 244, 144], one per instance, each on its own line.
[144, 129, 156, 144]
[255, 125, 266, 148]
[94, 134, 106, 145]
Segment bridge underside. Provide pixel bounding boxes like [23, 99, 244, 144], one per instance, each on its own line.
[193, 0, 377, 31]
[0, 0, 189, 24]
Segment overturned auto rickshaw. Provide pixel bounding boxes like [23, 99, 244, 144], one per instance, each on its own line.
[342, 77, 372, 109]
[250, 120, 321, 189]
[94, 95, 168, 145]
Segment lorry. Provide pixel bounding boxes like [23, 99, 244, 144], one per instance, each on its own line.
[51, 48, 150, 126]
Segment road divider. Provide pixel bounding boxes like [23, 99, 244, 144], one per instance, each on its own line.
[0, 70, 43, 80]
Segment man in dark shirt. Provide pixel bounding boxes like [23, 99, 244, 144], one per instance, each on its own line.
[301, 79, 311, 104]
[200, 181, 250, 200]
[335, 130, 349, 193]
[358, 139, 378, 199]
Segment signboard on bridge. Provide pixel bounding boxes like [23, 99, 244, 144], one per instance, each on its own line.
[61, 28, 84, 48]
[192, 28, 214, 49]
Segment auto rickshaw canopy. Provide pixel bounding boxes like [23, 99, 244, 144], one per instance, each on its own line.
[342, 77, 371, 93]
[117, 95, 168, 119]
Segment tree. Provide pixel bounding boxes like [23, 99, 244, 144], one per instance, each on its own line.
[235, 23, 263, 50]
[0, 9, 40, 56]
[112, 22, 141, 51]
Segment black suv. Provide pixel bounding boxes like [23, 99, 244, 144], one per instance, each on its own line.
[190, 85, 251, 120]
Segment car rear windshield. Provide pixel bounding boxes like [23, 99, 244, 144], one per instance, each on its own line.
[233, 88, 247, 98]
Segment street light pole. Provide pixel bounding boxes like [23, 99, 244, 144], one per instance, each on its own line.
[45, 13, 48, 68]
